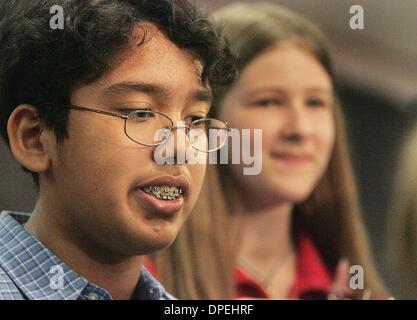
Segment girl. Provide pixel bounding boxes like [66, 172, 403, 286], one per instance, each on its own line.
[150, 2, 388, 300]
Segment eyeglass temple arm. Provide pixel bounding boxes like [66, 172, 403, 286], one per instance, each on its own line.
[64, 104, 128, 120]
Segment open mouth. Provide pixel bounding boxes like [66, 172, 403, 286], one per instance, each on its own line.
[141, 185, 184, 201]
[134, 176, 189, 215]
[136, 175, 189, 201]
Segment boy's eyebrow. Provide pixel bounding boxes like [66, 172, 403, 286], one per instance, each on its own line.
[104, 81, 163, 97]
[193, 89, 213, 104]
[103, 81, 212, 104]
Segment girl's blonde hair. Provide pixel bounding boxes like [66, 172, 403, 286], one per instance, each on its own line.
[155, 2, 388, 299]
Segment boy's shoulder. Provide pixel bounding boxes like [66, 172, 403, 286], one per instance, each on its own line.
[0, 265, 23, 300]
[0, 211, 29, 300]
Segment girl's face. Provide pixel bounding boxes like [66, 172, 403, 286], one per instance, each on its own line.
[219, 44, 335, 205]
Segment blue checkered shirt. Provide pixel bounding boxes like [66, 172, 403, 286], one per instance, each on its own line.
[0, 211, 174, 300]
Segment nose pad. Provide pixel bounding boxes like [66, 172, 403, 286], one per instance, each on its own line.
[164, 121, 193, 164]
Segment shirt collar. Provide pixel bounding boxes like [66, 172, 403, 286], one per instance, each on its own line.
[0, 211, 90, 300]
[235, 232, 332, 299]
[0, 211, 172, 300]
[289, 232, 332, 299]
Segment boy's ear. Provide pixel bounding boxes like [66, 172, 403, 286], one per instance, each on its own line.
[7, 104, 53, 174]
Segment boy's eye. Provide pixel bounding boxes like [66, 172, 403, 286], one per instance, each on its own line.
[116, 105, 152, 115]
[121, 109, 156, 122]
[185, 115, 206, 125]
[131, 111, 155, 121]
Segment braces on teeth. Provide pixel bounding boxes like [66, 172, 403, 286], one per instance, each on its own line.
[142, 185, 184, 201]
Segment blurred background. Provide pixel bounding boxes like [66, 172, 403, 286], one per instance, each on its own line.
[1, 0, 417, 294]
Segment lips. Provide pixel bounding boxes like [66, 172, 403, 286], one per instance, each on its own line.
[271, 151, 313, 164]
[137, 175, 190, 196]
[133, 175, 190, 216]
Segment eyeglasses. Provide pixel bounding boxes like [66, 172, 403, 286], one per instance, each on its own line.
[59, 104, 232, 153]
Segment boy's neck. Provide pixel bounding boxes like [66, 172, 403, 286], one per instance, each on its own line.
[25, 201, 143, 300]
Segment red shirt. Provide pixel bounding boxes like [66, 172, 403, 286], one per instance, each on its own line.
[236, 233, 332, 299]
[145, 233, 332, 299]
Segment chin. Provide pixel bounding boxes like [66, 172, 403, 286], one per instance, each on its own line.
[141, 225, 178, 252]
[112, 218, 177, 256]
[139, 237, 175, 255]
[272, 184, 315, 204]
[126, 235, 175, 256]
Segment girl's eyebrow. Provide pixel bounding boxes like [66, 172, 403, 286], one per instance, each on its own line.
[242, 87, 287, 98]
[305, 87, 333, 94]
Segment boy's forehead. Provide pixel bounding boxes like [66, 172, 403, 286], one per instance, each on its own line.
[97, 23, 205, 86]
[71, 23, 210, 104]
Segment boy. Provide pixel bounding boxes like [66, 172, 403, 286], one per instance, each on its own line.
[0, 0, 234, 300]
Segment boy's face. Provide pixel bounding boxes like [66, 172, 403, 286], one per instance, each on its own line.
[46, 24, 209, 256]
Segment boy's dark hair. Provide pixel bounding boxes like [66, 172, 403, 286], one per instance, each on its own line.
[0, 0, 236, 185]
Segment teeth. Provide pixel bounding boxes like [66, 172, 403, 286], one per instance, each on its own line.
[141, 184, 184, 201]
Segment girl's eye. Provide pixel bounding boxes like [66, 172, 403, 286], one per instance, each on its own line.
[306, 98, 326, 108]
[252, 98, 284, 107]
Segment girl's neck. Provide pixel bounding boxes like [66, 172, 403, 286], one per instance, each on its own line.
[237, 201, 294, 262]
[235, 201, 297, 298]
